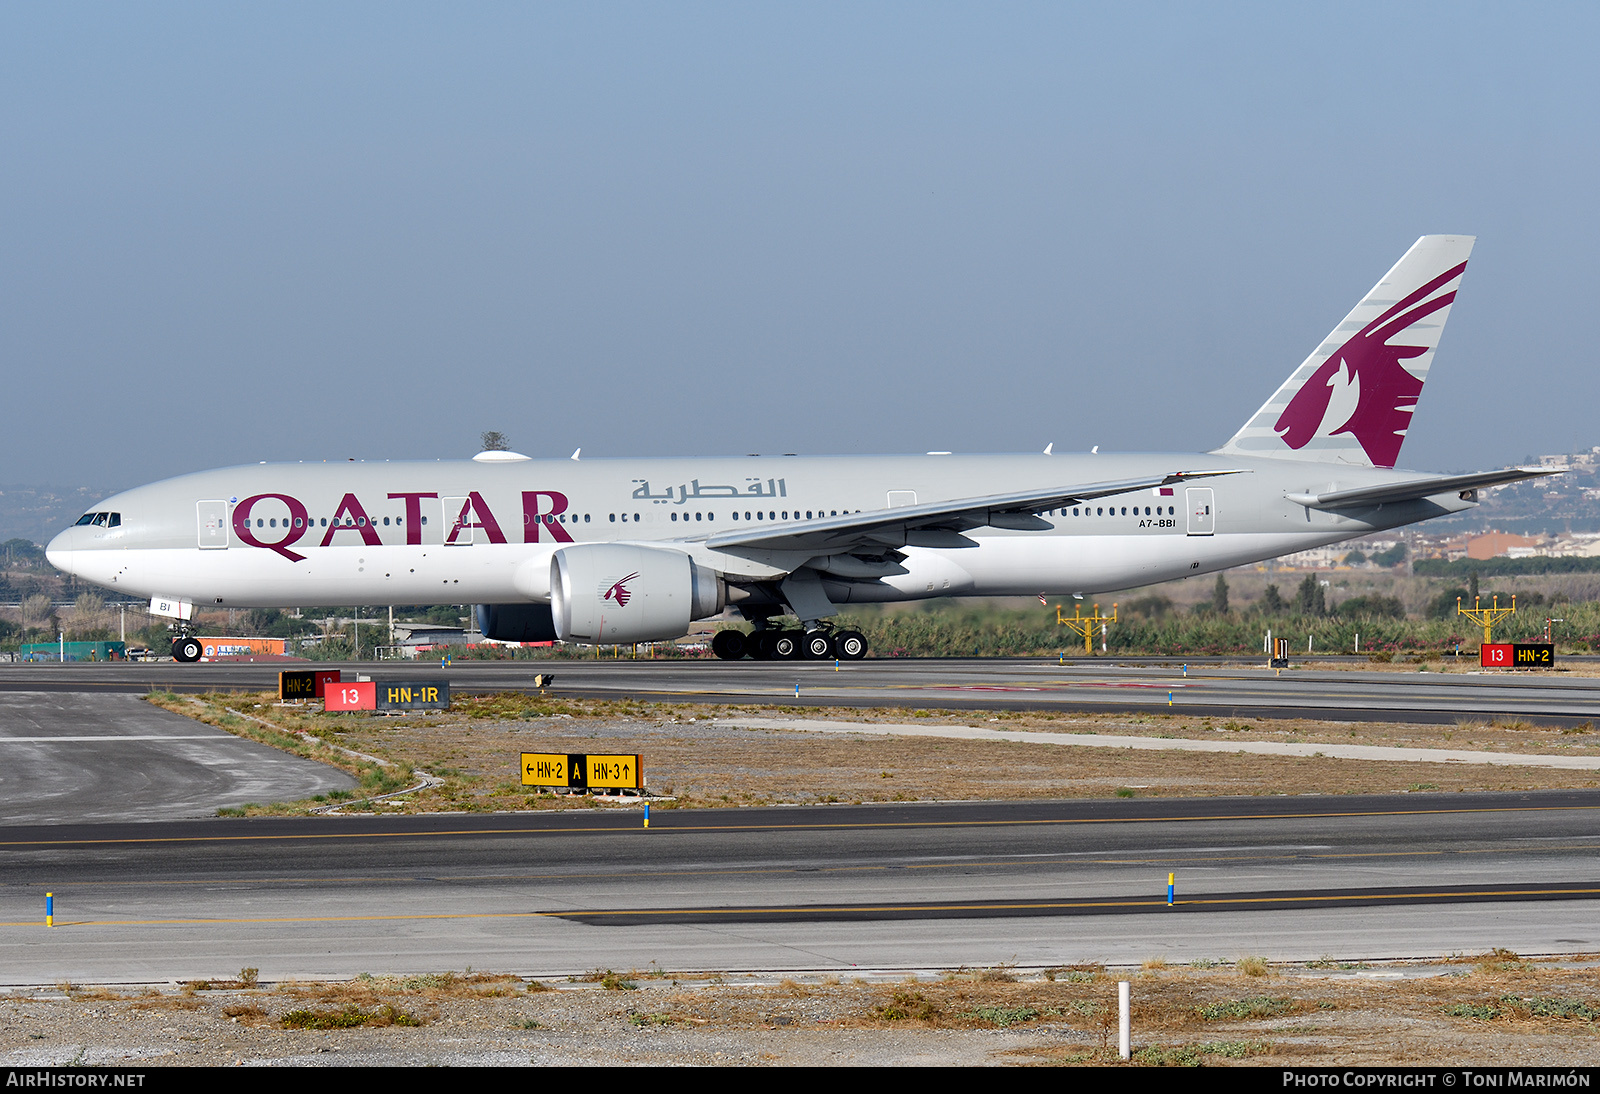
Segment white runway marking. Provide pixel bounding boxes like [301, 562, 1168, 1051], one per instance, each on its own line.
[715, 717, 1600, 770]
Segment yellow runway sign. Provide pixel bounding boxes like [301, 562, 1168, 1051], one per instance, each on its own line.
[521, 752, 643, 790]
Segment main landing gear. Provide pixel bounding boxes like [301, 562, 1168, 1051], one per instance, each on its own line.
[712, 627, 868, 661]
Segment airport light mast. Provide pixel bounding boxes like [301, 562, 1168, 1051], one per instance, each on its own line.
[1056, 602, 1117, 657]
[1457, 594, 1516, 647]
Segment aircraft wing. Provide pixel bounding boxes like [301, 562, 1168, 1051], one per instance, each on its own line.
[1284, 467, 1562, 510]
[702, 469, 1246, 555]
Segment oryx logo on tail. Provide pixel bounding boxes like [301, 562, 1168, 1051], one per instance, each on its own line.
[1273, 261, 1466, 468]
[1216, 235, 1475, 469]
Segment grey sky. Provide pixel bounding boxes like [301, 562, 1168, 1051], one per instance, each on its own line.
[3, 3, 1596, 490]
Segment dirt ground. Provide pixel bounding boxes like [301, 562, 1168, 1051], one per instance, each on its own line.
[146, 691, 1600, 815]
[5, 955, 1600, 1067]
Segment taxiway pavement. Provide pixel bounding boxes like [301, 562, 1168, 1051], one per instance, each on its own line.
[4, 657, 1600, 725]
[3, 793, 1599, 983]
[0, 692, 355, 826]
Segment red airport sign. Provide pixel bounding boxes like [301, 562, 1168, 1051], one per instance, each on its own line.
[325, 681, 376, 711]
[1480, 643, 1554, 668]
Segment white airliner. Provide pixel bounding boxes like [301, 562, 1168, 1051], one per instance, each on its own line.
[48, 235, 1554, 662]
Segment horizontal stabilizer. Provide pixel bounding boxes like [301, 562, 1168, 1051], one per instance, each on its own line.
[1284, 467, 1561, 510]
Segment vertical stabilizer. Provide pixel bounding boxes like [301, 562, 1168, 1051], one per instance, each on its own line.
[1215, 235, 1475, 468]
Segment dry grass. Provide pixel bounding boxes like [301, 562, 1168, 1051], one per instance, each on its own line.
[146, 690, 1600, 818]
[11, 957, 1600, 1064]
[1237, 956, 1272, 978]
[569, 956, 1600, 1065]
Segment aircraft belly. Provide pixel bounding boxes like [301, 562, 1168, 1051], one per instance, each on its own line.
[895, 530, 1375, 597]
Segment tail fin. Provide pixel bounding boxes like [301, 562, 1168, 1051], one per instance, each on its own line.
[1215, 235, 1475, 468]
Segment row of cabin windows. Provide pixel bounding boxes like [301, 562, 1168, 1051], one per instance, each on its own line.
[254, 515, 431, 529]
[1049, 505, 1177, 518]
[83, 503, 1180, 534]
[250, 514, 607, 529]
[610, 509, 862, 523]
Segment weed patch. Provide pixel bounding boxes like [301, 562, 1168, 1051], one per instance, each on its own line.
[1196, 996, 1294, 1021]
[280, 1004, 423, 1029]
[961, 1005, 1043, 1028]
[875, 990, 942, 1022]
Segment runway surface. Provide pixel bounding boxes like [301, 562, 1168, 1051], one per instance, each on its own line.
[4, 656, 1600, 725]
[0, 693, 355, 826]
[4, 792, 1599, 982]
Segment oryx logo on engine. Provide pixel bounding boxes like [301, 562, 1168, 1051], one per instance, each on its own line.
[602, 572, 641, 608]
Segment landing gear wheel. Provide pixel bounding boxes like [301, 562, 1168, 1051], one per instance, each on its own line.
[835, 630, 868, 660]
[711, 630, 748, 660]
[754, 632, 780, 660]
[771, 632, 800, 660]
[173, 636, 203, 663]
[802, 630, 834, 659]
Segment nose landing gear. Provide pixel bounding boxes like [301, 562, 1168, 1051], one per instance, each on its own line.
[172, 635, 203, 663]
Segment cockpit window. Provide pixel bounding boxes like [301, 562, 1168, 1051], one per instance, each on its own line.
[73, 511, 122, 528]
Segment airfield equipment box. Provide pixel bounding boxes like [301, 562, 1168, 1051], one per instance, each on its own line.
[20, 641, 126, 662]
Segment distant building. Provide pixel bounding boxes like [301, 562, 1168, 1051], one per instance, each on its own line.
[1544, 533, 1600, 558]
[1462, 531, 1546, 560]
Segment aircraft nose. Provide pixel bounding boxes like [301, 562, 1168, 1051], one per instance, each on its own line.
[46, 528, 76, 575]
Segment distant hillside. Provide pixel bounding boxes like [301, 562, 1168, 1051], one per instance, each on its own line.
[1422, 451, 1600, 536]
[0, 484, 124, 547]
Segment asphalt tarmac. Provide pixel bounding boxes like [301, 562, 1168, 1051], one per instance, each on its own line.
[4, 656, 1599, 725]
[0, 692, 355, 826]
[3, 792, 1599, 982]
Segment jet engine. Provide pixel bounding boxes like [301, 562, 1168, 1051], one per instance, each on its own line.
[551, 544, 725, 644]
[475, 602, 558, 643]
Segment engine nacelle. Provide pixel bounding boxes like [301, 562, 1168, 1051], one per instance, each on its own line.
[551, 544, 724, 644]
[475, 603, 558, 643]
